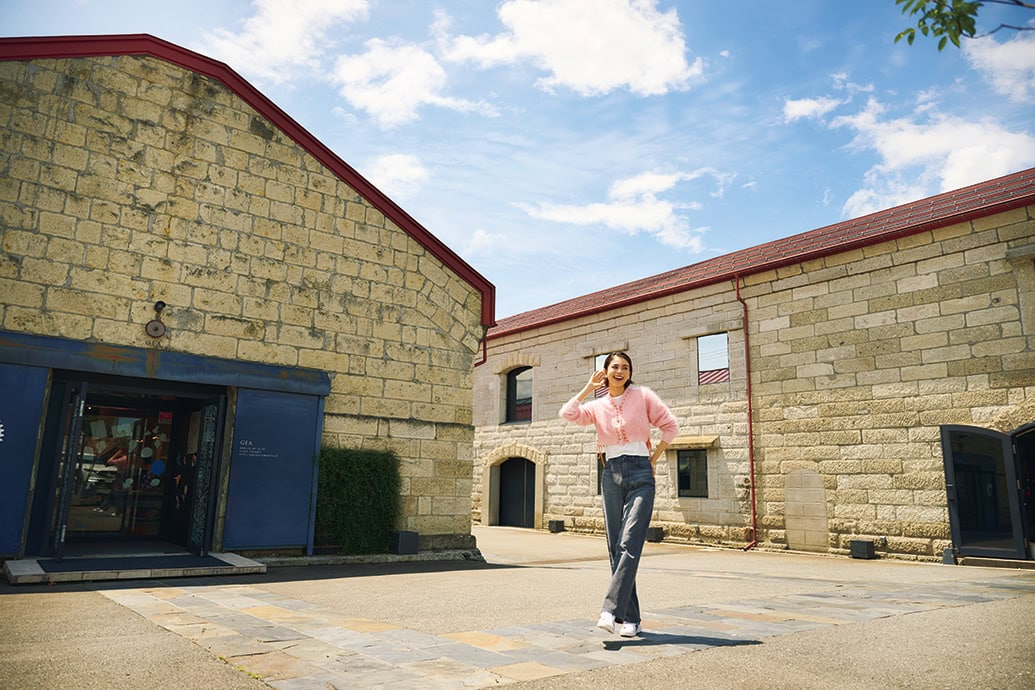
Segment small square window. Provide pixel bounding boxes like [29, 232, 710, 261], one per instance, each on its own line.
[697, 333, 729, 385]
[677, 449, 708, 498]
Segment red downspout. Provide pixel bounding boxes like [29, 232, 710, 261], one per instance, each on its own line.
[734, 277, 758, 551]
[473, 335, 488, 367]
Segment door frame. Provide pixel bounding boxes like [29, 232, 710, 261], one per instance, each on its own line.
[940, 424, 1027, 560]
[33, 373, 228, 557]
[50, 382, 88, 559]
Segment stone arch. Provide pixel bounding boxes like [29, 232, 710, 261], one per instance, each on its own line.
[482, 443, 547, 529]
[784, 468, 829, 552]
[492, 353, 541, 375]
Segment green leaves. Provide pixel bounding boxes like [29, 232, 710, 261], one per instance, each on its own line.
[315, 447, 402, 554]
[894, 0, 983, 50]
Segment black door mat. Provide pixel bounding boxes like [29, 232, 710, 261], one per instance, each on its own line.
[38, 555, 232, 572]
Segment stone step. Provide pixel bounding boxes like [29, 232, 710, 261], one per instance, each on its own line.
[3, 552, 266, 584]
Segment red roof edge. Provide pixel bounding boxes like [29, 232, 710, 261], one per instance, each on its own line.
[0, 34, 496, 328]
[488, 168, 1035, 340]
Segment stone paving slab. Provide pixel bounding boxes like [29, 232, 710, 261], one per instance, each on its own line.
[98, 571, 1035, 689]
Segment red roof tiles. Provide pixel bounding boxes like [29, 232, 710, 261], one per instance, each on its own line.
[490, 167, 1035, 339]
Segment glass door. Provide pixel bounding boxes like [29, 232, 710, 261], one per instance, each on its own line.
[941, 424, 1026, 559]
[36, 374, 228, 558]
[58, 398, 176, 542]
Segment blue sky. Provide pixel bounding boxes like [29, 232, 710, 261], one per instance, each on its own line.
[4, 1, 1034, 319]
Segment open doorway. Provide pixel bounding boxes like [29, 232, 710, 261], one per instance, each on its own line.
[32, 374, 226, 558]
[941, 423, 1033, 560]
[499, 457, 535, 528]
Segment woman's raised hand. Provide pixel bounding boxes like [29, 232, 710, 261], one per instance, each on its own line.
[589, 368, 607, 388]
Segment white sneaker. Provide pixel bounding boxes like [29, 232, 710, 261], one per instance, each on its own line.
[596, 611, 615, 633]
[619, 622, 641, 637]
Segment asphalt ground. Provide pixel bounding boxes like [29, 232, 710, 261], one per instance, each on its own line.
[1, 526, 1034, 689]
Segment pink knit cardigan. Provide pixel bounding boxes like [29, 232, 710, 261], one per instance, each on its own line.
[559, 385, 679, 448]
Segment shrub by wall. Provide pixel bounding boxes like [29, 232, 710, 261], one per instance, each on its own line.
[315, 447, 401, 554]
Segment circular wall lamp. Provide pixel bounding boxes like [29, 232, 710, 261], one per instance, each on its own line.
[146, 301, 167, 338]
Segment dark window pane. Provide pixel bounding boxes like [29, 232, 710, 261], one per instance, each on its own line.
[677, 449, 708, 498]
[506, 367, 532, 423]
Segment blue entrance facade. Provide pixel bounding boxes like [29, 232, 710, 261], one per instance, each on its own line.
[0, 330, 330, 559]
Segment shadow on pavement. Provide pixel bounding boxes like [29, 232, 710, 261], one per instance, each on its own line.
[602, 633, 762, 651]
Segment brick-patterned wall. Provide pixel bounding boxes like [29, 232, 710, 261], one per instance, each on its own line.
[474, 280, 754, 541]
[0, 54, 483, 544]
[746, 209, 1035, 559]
[473, 206, 1035, 560]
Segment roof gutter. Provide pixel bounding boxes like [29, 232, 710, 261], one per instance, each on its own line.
[487, 190, 1035, 340]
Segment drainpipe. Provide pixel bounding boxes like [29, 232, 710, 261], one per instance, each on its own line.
[474, 334, 488, 367]
[734, 277, 758, 551]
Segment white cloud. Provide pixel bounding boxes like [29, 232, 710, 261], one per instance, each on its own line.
[361, 153, 428, 200]
[834, 98, 1035, 216]
[830, 72, 875, 94]
[963, 31, 1035, 103]
[609, 170, 703, 198]
[783, 96, 843, 122]
[782, 72, 872, 123]
[200, 0, 369, 84]
[517, 169, 725, 251]
[331, 39, 498, 128]
[840, 175, 929, 219]
[444, 0, 702, 96]
[463, 228, 507, 256]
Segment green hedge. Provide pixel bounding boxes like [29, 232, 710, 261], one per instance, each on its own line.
[314, 447, 401, 554]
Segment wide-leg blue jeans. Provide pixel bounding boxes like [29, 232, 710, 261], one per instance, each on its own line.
[600, 454, 655, 624]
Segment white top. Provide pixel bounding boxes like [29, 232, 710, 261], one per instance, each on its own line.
[605, 440, 650, 460]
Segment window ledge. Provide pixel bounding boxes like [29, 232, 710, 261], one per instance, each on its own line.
[668, 435, 719, 449]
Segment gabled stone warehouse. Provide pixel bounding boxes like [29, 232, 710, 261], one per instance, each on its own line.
[474, 169, 1035, 562]
[0, 34, 494, 560]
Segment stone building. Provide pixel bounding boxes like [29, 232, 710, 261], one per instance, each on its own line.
[473, 168, 1035, 562]
[0, 34, 494, 562]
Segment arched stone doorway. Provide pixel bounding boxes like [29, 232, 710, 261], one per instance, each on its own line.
[482, 444, 546, 529]
[499, 457, 535, 528]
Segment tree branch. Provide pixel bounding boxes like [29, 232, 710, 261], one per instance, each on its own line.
[980, 0, 1035, 10]
[980, 23, 1035, 36]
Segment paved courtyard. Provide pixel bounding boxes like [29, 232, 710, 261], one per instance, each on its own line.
[2, 526, 1034, 688]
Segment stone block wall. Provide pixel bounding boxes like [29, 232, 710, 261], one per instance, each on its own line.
[474, 280, 755, 543]
[745, 208, 1035, 558]
[0, 54, 483, 544]
[473, 206, 1035, 560]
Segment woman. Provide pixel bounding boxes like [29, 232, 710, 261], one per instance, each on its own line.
[559, 351, 679, 637]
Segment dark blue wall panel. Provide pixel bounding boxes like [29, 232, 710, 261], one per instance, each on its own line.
[0, 364, 49, 555]
[0, 330, 330, 396]
[222, 389, 321, 549]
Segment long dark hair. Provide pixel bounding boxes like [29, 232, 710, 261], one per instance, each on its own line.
[603, 351, 634, 389]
